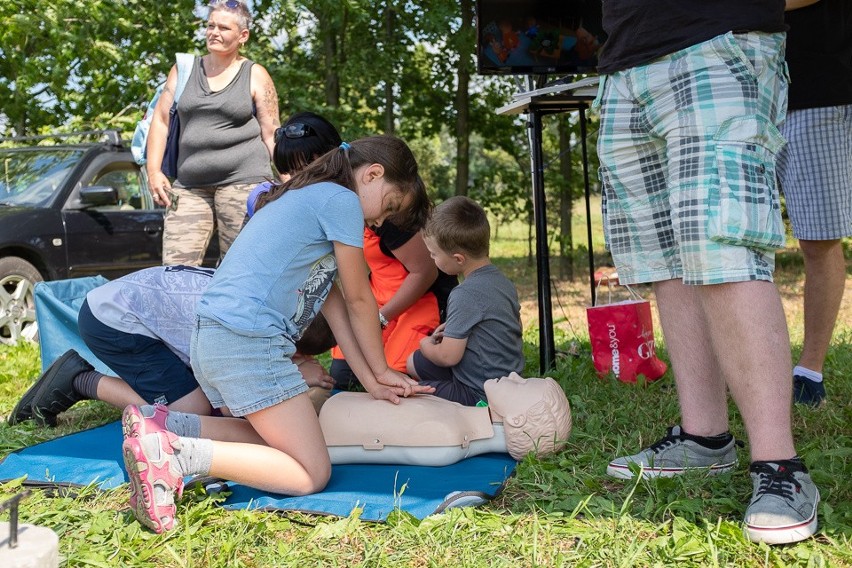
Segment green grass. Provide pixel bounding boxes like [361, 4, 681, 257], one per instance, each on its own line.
[2, 333, 850, 566]
[1, 225, 851, 567]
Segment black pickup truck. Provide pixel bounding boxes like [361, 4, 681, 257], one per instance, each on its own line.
[0, 130, 217, 344]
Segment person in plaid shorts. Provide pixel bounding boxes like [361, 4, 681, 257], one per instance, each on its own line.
[593, 0, 819, 545]
[777, 0, 852, 406]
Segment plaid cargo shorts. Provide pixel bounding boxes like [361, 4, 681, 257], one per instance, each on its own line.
[594, 32, 789, 285]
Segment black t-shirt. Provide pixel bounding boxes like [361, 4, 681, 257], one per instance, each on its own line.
[598, 0, 787, 74]
[373, 222, 459, 321]
[785, 0, 852, 110]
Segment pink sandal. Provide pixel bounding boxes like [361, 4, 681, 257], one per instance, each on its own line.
[122, 404, 169, 439]
[122, 431, 185, 533]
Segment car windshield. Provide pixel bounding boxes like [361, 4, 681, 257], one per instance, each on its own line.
[0, 148, 84, 207]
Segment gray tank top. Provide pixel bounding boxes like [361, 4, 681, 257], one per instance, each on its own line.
[175, 58, 273, 188]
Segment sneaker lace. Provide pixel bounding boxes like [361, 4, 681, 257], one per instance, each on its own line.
[648, 427, 681, 453]
[754, 464, 801, 502]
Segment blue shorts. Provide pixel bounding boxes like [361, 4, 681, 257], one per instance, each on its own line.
[77, 299, 197, 405]
[410, 351, 483, 406]
[595, 32, 789, 285]
[777, 105, 852, 240]
[190, 316, 308, 417]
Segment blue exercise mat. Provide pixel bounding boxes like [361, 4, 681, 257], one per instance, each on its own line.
[0, 421, 125, 490]
[34, 276, 115, 375]
[0, 421, 517, 521]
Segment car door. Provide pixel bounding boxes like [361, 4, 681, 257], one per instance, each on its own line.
[62, 153, 164, 279]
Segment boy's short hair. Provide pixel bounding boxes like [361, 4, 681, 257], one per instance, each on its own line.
[424, 196, 490, 258]
[295, 312, 337, 355]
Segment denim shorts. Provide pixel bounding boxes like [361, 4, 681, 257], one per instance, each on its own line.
[595, 32, 789, 285]
[777, 105, 852, 240]
[77, 299, 198, 405]
[190, 316, 308, 416]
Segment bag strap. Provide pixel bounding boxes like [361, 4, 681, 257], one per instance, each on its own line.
[173, 52, 194, 104]
[592, 272, 644, 307]
[624, 284, 643, 302]
[593, 271, 616, 307]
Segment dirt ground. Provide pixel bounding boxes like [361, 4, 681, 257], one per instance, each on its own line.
[513, 255, 852, 348]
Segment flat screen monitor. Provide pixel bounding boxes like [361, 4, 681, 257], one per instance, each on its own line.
[475, 0, 606, 76]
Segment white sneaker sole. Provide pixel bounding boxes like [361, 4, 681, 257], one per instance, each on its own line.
[744, 492, 820, 545]
[606, 461, 737, 480]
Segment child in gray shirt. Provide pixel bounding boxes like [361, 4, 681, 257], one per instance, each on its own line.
[406, 196, 524, 405]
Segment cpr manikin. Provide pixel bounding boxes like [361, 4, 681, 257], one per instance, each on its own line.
[320, 373, 571, 465]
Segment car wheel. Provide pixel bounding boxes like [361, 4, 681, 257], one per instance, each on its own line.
[0, 256, 43, 345]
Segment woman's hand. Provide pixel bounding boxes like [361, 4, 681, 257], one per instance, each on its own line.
[147, 171, 173, 208]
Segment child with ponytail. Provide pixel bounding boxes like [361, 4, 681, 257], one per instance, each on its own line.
[121, 135, 434, 533]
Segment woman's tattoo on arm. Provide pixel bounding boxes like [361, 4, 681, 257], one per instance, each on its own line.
[262, 81, 279, 123]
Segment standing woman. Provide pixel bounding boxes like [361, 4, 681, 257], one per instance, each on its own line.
[146, 0, 280, 265]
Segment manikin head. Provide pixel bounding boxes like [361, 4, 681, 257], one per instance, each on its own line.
[484, 373, 572, 460]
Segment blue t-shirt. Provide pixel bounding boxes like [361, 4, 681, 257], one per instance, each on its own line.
[197, 182, 364, 338]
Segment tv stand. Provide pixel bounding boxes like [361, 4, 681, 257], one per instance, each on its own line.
[542, 74, 577, 87]
[513, 75, 599, 100]
[496, 79, 598, 374]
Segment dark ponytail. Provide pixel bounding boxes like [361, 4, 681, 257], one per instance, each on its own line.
[254, 144, 355, 212]
[256, 135, 430, 231]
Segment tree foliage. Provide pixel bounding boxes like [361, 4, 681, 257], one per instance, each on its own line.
[0, 0, 199, 135]
[1, 0, 597, 271]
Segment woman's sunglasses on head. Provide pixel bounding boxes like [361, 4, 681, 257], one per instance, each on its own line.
[210, 0, 244, 9]
[274, 123, 316, 144]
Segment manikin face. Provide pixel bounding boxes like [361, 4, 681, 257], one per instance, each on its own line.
[484, 372, 572, 460]
[355, 164, 407, 228]
[484, 373, 544, 427]
[206, 10, 248, 55]
[423, 235, 462, 276]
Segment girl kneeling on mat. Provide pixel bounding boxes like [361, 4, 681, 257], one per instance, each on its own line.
[121, 135, 434, 533]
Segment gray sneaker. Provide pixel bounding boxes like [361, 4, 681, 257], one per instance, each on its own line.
[607, 425, 738, 480]
[744, 461, 820, 545]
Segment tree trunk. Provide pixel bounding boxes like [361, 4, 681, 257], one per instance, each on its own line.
[323, 32, 340, 108]
[559, 114, 575, 281]
[319, 4, 348, 109]
[454, 0, 473, 196]
[384, 2, 395, 135]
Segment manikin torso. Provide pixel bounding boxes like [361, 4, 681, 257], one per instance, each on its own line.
[319, 373, 571, 466]
[320, 392, 507, 466]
